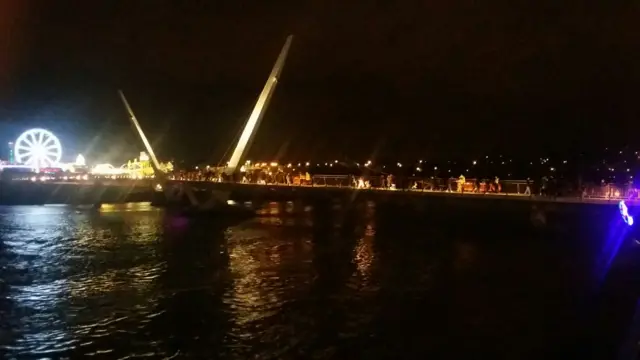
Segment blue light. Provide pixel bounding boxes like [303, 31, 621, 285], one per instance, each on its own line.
[619, 200, 634, 226]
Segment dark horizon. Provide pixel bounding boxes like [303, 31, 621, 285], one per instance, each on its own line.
[0, 1, 638, 164]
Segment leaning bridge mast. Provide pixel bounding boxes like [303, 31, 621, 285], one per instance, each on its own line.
[224, 35, 293, 175]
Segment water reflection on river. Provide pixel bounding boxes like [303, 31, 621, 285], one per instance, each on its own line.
[0, 201, 639, 358]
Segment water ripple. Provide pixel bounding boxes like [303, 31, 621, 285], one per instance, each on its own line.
[0, 202, 613, 358]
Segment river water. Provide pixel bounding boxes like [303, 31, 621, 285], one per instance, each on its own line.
[0, 201, 639, 359]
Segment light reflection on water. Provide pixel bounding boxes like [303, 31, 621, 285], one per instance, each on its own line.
[0, 201, 632, 358]
[0, 204, 166, 358]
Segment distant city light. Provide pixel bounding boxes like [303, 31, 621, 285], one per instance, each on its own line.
[75, 154, 86, 166]
[91, 163, 128, 175]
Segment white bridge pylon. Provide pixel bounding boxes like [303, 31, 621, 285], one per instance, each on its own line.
[118, 91, 163, 176]
[225, 35, 293, 175]
[119, 35, 293, 209]
[119, 90, 201, 207]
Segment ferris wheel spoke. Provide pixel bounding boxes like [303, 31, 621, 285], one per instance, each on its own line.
[30, 132, 39, 145]
[42, 138, 54, 147]
[22, 137, 35, 148]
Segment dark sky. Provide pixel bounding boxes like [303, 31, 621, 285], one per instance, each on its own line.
[0, 1, 639, 164]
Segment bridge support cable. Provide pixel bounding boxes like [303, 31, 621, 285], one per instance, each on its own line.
[216, 120, 245, 168]
[225, 35, 293, 175]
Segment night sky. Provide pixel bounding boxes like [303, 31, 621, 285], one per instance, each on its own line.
[0, 1, 639, 165]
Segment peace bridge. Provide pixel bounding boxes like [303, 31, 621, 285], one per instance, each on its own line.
[2, 34, 639, 359]
[0, 34, 636, 229]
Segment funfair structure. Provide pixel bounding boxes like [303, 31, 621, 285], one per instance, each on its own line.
[0, 128, 168, 179]
[10, 128, 62, 172]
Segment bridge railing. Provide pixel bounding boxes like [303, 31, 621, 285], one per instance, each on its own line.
[237, 175, 534, 194]
[404, 178, 529, 194]
[311, 175, 351, 187]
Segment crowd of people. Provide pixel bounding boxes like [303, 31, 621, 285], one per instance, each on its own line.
[170, 165, 640, 200]
[173, 167, 531, 195]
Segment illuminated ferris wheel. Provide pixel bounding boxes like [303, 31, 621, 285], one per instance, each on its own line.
[15, 128, 62, 169]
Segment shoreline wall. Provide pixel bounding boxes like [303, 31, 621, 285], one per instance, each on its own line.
[0, 181, 154, 205]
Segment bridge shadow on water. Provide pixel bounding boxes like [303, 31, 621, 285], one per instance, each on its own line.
[0, 201, 639, 358]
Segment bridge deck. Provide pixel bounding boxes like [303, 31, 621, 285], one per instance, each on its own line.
[34, 178, 633, 207]
[173, 180, 634, 206]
